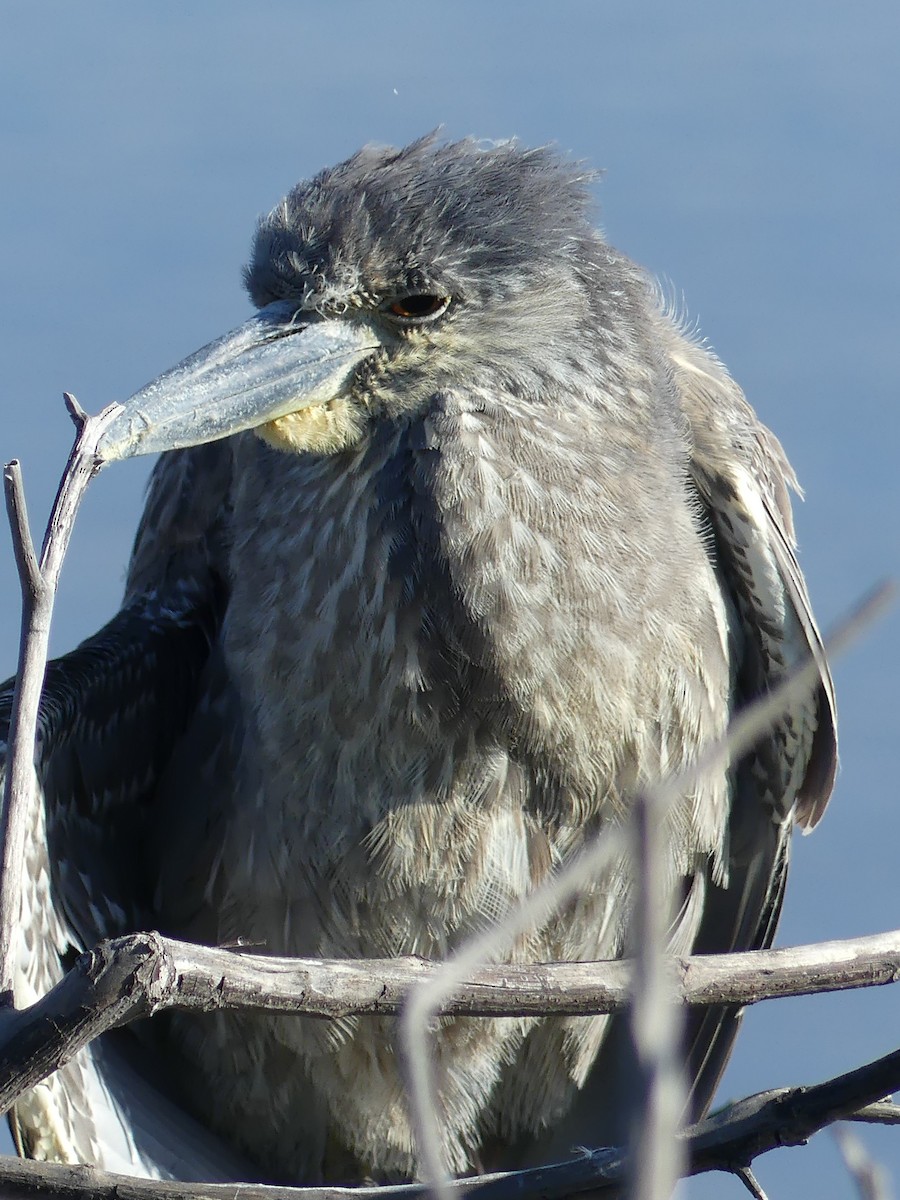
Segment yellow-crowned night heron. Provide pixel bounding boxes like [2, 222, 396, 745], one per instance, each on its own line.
[4, 135, 836, 1185]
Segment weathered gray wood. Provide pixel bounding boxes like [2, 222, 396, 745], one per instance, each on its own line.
[2, 1042, 899, 1199]
[1, 927, 899, 1120]
[0, 399, 123, 1002]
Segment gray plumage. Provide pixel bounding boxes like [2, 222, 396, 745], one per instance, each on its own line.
[4, 136, 836, 1184]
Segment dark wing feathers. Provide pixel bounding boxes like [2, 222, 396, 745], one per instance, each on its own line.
[24, 441, 236, 956]
[755, 484, 837, 827]
[27, 583, 223, 951]
[665, 325, 837, 1119]
[1, 446, 254, 1179]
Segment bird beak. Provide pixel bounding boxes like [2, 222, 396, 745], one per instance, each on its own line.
[97, 301, 379, 462]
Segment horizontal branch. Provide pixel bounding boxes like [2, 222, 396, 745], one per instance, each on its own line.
[1, 926, 899, 1119]
[2, 1040, 899, 1200]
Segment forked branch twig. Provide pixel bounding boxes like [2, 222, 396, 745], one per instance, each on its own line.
[0, 397, 121, 1004]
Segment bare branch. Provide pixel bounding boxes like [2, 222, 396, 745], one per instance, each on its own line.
[833, 1126, 893, 1200]
[626, 792, 685, 1200]
[850, 1103, 900, 1126]
[4, 462, 40, 598]
[38, 400, 121, 574]
[2, 927, 899, 1131]
[2, 1045, 899, 1199]
[62, 391, 89, 426]
[400, 829, 625, 1200]
[0, 401, 122, 1003]
[735, 1167, 770, 1200]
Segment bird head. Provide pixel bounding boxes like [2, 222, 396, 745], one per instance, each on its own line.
[98, 136, 625, 463]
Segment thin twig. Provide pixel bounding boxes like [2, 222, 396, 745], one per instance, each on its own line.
[2, 1046, 900, 1200]
[401, 829, 626, 1200]
[850, 1102, 900, 1126]
[735, 1167, 769, 1200]
[832, 1126, 893, 1200]
[0, 399, 122, 1002]
[626, 792, 685, 1200]
[4, 463, 40, 596]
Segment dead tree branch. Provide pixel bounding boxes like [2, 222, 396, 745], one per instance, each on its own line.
[1, 1043, 899, 1199]
[0, 398, 122, 1003]
[626, 790, 686, 1200]
[1, 928, 899, 1123]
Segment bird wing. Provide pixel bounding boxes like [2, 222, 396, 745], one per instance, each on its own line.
[525, 325, 838, 1161]
[667, 325, 837, 832]
[2, 443, 258, 1179]
[664, 324, 837, 1115]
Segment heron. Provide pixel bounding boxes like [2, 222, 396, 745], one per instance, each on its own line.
[3, 135, 836, 1185]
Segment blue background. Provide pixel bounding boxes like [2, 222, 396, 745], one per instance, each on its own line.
[2, 3, 898, 1195]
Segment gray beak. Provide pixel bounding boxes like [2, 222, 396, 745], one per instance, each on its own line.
[97, 301, 379, 462]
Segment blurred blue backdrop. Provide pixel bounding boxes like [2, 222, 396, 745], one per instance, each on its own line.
[1, 3, 898, 1195]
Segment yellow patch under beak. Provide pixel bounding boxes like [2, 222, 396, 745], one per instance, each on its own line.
[256, 395, 367, 454]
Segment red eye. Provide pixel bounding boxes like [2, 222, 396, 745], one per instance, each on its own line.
[387, 295, 450, 322]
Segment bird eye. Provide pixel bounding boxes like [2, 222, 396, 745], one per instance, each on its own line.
[386, 295, 451, 323]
